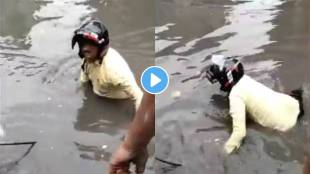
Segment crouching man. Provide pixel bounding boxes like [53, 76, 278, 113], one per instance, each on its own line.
[72, 20, 143, 109]
[205, 55, 304, 154]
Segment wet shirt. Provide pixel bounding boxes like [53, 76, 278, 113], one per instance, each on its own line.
[79, 47, 143, 109]
[225, 75, 300, 154]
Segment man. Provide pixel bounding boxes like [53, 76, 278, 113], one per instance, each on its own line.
[72, 20, 143, 109]
[205, 55, 303, 154]
[109, 93, 155, 174]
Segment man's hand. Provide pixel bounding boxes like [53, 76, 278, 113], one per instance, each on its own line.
[109, 93, 154, 174]
[224, 140, 240, 154]
[109, 143, 148, 174]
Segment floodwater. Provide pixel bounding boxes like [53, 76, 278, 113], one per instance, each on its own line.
[155, 0, 310, 174]
[0, 0, 154, 173]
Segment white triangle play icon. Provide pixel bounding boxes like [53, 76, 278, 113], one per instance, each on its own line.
[150, 73, 161, 87]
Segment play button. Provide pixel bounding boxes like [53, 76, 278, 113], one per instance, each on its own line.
[141, 66, 169, 94]
[151, 73, 161, 87]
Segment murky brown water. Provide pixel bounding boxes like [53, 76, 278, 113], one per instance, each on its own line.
[155, 0, 310, 173]
[0, 0, 154, 173]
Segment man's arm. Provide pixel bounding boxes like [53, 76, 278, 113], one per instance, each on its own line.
[225, 95, 247, 154]
[304, 155, 310, 174]
[122, 80, 143, 111]
[124, 92, 155, 148]
[109, 93, 155, 174]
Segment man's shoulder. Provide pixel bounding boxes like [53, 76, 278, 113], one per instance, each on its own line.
[103, 47, 133, 78]
[233, 75, 255, 89]
[229, 75, 250, 99]
[105, 48, 122, 60]
[107, 47, 122, 57]
[104, 48, 129, 67]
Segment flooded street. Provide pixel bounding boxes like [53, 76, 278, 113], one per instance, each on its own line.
[1, 0, 310, 173]
[0, 0, 154, 173]
[155, 0, 310, 173]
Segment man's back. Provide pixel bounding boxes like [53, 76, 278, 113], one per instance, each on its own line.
[230, 75, 300, 131]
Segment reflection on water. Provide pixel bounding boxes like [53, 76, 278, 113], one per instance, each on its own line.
[0, 0, 38, 41]
[174, 0, 284, 56]
[26, 0, 96, 60]
[74, 142, 112, 162]
[155, 0, 310, 173]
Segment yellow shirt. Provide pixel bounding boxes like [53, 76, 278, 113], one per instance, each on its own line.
[225, 75, 300, 154]
[80, 48, 143, 109]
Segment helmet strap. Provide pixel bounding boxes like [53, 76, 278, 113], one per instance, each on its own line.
[98, 45, 109, 63]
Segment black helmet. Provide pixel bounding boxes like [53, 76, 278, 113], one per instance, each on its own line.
[72, 20, 109, 58]
[205, 55, 244, 92]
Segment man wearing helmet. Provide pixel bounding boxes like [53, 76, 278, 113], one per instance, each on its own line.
[205, 55, 304, 154]
[72, 20, 143, 110]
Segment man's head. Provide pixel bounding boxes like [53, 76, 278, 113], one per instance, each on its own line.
[205, 55, 244, 92]
[72, 20, 109, 60]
